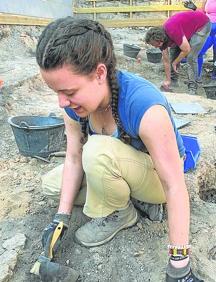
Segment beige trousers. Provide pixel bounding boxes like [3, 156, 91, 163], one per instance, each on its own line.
[42, 135, 166, 218]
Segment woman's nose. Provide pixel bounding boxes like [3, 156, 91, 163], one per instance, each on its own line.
[58, 93, 71, 108]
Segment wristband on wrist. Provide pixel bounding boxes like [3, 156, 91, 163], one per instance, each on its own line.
[57, 211, 71, 215]
[168, 244, 191, 257]
[170, 255, 189, 261]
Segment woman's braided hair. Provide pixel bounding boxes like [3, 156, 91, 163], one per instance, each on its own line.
[36, 17, 131, 144]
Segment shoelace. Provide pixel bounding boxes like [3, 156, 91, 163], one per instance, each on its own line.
[90, 211, 119, 226]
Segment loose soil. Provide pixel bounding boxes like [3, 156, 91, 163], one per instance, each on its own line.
[0, 25, 216, 282]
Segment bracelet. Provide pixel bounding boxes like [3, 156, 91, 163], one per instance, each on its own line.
[170, 255, 189, 261]
[168, 244, 191, 257]
[57, 212, 71, 216]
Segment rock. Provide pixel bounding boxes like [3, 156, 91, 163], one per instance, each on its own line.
[133, 250, 144, 257]
[208, 246, 216, 260]
[2, 233, 26, 251]
[136, 222, 143, 230]
[0, 250, 18, 282]
[0, 250, 18, 269]
[0, 27, 11, 39]
[74, 248, 82, 255]
[0, 264, 11, 282]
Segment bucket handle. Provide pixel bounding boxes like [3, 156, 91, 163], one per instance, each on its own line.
[48, 112, 56, 118]
[19, 121, 30, 129]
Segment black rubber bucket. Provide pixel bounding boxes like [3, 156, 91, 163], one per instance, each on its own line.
[123, 44, 141, 58]
[203, 84, 216, 100]
[146, 48, 162, 63]
[8, 115, 65, 157]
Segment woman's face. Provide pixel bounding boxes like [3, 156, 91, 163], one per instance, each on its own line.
[40, 64, 109, 117]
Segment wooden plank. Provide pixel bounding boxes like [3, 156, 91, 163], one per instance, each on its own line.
[99, 18, 166, 28]
[129, 0, 133, 19]
[167, 0, 172, 18]
[0, 13, 164, 27]
[74, 4, 189, 14]
[0, 13, 51, 26]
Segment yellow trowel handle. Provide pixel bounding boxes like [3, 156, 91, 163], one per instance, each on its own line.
[49, 221, 64, 259]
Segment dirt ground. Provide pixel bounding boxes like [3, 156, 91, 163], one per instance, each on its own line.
[0, 25, 216, 282]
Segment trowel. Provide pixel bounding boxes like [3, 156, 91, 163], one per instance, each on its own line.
[30, 222, 80, 282]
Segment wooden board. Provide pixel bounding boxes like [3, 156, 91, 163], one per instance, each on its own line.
[99, 18, 166, 27]
[0, 13, 51, 26]
[73, 4, 189, 14]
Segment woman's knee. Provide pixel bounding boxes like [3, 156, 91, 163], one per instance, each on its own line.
[41, 164, 63, 198]
[82, 135, 116, 172]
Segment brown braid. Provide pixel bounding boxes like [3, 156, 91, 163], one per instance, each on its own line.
[108, 68, 131, 144]
[36, 17, 131, 144]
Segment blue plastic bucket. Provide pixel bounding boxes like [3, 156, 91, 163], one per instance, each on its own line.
[181, 135, 201, 173]
[8, 115, 65, 157]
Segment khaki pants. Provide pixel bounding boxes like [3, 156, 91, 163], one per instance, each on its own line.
[42, 135, 166, 218]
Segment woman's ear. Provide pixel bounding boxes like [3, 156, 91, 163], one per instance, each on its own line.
[95, 63, 107, 84]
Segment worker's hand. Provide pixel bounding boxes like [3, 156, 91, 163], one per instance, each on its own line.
[42, 213, 71, 257]
[161, 80, 171, 91]
[166, 260, 204, 281]
[183, 0, 197, 11]
[172, 62, 179, 74]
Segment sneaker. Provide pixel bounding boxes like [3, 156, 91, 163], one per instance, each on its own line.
[74, 201, 138, 247]
[131, 198, 164, 222]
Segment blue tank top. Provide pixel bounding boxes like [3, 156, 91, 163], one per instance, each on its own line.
[64, 70, 185, 157]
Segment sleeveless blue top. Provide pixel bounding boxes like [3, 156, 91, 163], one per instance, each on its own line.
[64, 70, 185, 157]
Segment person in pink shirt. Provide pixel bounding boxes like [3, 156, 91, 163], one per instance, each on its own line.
[203, 0, 216, 22]
[145, 10, 211, 95]
[198, 0, 216, 79]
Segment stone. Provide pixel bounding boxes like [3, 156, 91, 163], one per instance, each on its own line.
[2, 233, 26, 251]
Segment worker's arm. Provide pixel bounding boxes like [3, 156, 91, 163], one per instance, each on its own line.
[162, 48, 172, 89]
[58, 111, 84, 214]
[138, 104, 201, 280]
[139, 105, 189, 247]
[138, 105, 202, 282]
[41, 112, 84, 254]
[172, 36, 191, 72]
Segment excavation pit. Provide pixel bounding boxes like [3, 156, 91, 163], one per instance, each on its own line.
[198, 162, 216, 204]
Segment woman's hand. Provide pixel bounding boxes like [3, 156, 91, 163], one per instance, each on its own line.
[161, 80, 171, 91]
[172, 62, 179, 74]
[183, 0, 197, 11]
[42, 213, 71, 257]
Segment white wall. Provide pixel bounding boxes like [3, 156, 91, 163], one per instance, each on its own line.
[0, 0, 73, 19]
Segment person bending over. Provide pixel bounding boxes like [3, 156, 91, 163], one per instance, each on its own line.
[145, 10, 210, 95]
